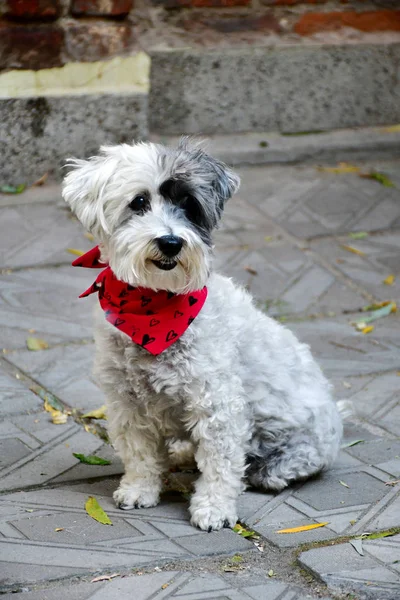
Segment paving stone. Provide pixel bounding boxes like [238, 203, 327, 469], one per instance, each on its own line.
[289, 316, 400, 378]
[1, 570, 332, 599]
[0, 363, 42, 416]
[0, 266, 96, 350]
[0, 485, 254, 589]
[6, 344, 105, 413]
[0, 202, 93, 269]
[299, 535, 400, 599]
[310, 232, 400, 300]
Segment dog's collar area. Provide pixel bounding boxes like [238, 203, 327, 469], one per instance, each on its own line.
[72, 246, 207, 355]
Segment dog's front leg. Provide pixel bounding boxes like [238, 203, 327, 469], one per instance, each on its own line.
[188, 397, 249, 532]
[109, 407, 167, 510]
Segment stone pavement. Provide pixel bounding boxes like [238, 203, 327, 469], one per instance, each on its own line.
[0, 158, 399, 599]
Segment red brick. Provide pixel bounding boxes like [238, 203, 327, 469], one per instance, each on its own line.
[295, 10, 400, 35]
[4, 0, 61, 20]
[182, 13, 280, 33]
[0, 22, 64, 69]
[70, 1, 133, 17]
[262, 0, 329, 5]
[153, 0, 250, 8]
[64, 21, 135, 62]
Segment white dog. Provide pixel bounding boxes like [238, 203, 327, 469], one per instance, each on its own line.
[63, 139, 344, 532]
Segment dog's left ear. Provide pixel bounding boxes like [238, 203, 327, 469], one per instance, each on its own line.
[211, 159, 240, 207]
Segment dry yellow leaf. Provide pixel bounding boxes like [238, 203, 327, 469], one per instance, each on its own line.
[91, 573, 119, 583]
[384, 124, 400, 133]
[52, 412, 68, 424]
[276, 522, 329, 534]
[383, 274, 395, 286]
[85, 496, 112, 525]
[66, 248, 84, 256]
[55, 528, 64, 532]
[318, 163, 360, 174]
[84, 232, 94, 241]
[361, 325, 374, 334]
[161, 584, 169, 590]
[44, 399, 68, 424]
[26, 337, 49, 351]
[341, 245, 365, 256]
[81, 405, 107, 420]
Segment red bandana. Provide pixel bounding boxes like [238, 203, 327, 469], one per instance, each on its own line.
[73, 246, 207, 355]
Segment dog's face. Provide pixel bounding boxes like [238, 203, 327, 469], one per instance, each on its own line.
[62, 140, 240, 293]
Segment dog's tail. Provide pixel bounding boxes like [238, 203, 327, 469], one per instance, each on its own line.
[336, 399, 354, 421]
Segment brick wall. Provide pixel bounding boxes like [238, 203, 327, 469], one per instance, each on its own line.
[0, 0, 399, 72]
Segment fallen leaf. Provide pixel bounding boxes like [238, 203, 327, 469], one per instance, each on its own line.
[318, 163, 360, 174]
[339, 480, 350, 488]
[73, 453, 111, 466]
[85, 496, 112, 525]
[28, 328, 36, 333]
[349, 232, 368, 240]
[276, 522, 328, 534]
[26, 337, 49, 351]
[244, 266, 258, 276]
[383, 274, 395, 286]
[384, 124, 400, 132]
[161, 584, 169, 589]
[84, 232, 94, 241]
[0, 184, 26, 194]
[362, 300, 394, 312]
[349, 538, 364, 556]
[25, 509, 34, 513]
[259, 140, 268, 147]
[81, 405, 107, 420]
[363, 530, 398, 540]
[233, 523, 256, 538]
[54, 528, 64, 532]
[32, 173, 48, 187]
[350, 519, 357, 525]
[361, 325, 374, 335]
[231, 555, 243, 563]
[51, 412, 68, 424]
[342, 440, 365, 448]
[353, 302, 396, 330]
[385, 479, 400, 487]
[91, 573, 119, 583]
[341, 245, 365, 256]
[32, 387, 64, 412]
[264, 236, 273, 242]
[66, 248, 85, 257]
[342, 381, 352, 389]
[360, 172, 395, 187]
[268, 569, 275, 577]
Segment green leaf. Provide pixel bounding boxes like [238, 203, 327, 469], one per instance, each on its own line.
[0, 184, 26, 194]
[73, 453, 111, 466]
[233, 523, 255, 538]
[354, 303, 395, 325]
[364, 530, 398, 540]
[342, 439, 365, 448]
[367, 172, 395, 187]
[259, 141, 268, 148]
[348, 232, 368, 240]
[26, 337, 49, 351]
[231, 555, 243, 563]
[85, 496, 112, 525]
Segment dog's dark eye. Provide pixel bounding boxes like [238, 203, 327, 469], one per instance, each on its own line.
[129, 194, 148, 213]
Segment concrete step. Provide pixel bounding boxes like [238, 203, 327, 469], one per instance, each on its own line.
[149, 43, 400, 135]
[150, 127, 400, 167]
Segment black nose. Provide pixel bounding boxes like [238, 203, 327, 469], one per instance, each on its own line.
[156, 235, 183, 258]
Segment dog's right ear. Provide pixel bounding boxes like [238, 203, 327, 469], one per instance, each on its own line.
[62, 152, 116, 238]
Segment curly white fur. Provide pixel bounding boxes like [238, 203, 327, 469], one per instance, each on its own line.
[63, 140, 343, 532]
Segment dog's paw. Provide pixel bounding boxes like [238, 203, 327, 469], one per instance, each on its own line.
[189, 500, 237, 532]
[113, 480, 160, 510]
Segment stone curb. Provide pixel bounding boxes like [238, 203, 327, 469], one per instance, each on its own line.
[150, 127, 400, 167]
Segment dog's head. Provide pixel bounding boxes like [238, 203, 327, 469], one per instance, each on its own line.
[62, 139, 239, 293]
